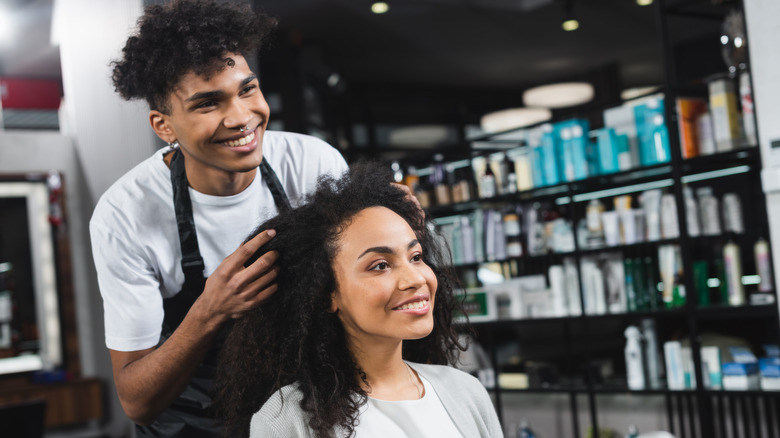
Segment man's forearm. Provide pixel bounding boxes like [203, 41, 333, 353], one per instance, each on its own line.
[110, 306, 225, 425]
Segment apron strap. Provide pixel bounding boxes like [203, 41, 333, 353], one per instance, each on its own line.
[260, 158, 292, 212]
[163, 148, 290, 331]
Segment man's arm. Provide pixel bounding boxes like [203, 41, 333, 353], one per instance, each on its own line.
[110, 230, 279, 425]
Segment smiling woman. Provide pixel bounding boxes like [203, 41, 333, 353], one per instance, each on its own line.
[215, 162, 503, 438]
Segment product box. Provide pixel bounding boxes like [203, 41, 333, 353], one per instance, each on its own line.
[701, 346, 723, 389]
[595, 128, 620, 174]
[555, 119, 590, 182]
[675, 97, 708, 159]
[664, 341, 686, 390]
[457, 288, 497, 322]
[708, 75, 741, 152]
[722, 362, 759, 390]
[604, 104, 640, 169]
[634, 98, 671, 166]
[759, 357, 780, 391]
[488, 275, 547, 320]
[681, 346, 697, 389]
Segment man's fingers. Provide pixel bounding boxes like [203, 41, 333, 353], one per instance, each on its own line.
[237, 229, 277, 259]
[243, 265, 279, 296]
[232, 282, 279, 319]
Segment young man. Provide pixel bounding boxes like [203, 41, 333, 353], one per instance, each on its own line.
[89, 1, 347, 436]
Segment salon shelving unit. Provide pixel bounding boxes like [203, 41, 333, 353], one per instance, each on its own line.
[408, 1, 780, 436]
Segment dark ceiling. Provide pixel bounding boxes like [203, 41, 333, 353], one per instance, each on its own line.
[0, 0, 726, 133]
[257, 0, 668, 91]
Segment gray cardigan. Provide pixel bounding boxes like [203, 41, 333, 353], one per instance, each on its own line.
[249, 362, 503, 437]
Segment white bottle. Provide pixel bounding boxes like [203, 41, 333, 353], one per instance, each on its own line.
[697, 187, 721, 236]
[683, 185, 700, 237]
[755, 237, 774, 293]
[641, 318, 662, 389]
[723, 241, 745, 306]
[624, 326, 646, 390]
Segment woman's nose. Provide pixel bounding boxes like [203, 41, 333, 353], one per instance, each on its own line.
[399, 264, 427, 290]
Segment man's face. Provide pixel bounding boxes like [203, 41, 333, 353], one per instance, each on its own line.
[160, 54, 270, 193]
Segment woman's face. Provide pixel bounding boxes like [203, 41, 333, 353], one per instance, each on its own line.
[331, 207, 438, 349]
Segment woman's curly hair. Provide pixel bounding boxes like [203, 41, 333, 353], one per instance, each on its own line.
[214, 161, 468, 438]
[111, 0, 277, 113]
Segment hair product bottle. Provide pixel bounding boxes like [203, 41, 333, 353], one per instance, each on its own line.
[723, 241, 745, 306]
[624, 325, 646, 390]
[754, 237, 773, 293]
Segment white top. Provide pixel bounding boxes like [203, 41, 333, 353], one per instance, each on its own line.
[249, 362, 503, 438]
[90, 131, 348, 351]
[356, 374, 465, 438]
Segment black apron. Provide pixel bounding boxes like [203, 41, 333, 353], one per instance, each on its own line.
[135, 149, 291, 438]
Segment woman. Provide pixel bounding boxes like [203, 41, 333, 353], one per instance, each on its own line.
[215, 162, 503, 438]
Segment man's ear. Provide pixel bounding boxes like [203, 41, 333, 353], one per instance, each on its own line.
[149, 110, 176, 144]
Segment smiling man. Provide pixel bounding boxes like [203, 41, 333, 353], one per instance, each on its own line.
[89, 1, 347, 437]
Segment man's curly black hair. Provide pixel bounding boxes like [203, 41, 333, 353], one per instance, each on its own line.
[214, 161, 468, 438]
[111, 0, 277, 113]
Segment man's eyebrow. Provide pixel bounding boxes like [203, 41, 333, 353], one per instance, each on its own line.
[184, 74, 258, 104]
[357, 239, 420, 260]
[240, 74, 258, 88]
[185, 90, 223, 104]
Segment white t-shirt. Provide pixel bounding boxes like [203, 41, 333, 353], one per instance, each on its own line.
[355, 374, 465, 438]
[90, 131, 348, 351]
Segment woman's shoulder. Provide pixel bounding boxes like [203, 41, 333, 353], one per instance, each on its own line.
[250, 384, 311, 438]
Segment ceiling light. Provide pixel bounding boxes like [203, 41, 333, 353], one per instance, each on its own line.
[562, 19, 579, 31]
[636, 0, 653, 6]
[523, 82, 595, 109]
[371, 2, 389, 14]
[480, 108, 552, 133]
[561, 0, 579, 32]
[621, 86, 661, 101]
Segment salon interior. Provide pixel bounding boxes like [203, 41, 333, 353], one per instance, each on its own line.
[1, 0, 780, 437]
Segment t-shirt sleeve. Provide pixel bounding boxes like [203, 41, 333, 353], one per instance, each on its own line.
[90, 219, 164, 351]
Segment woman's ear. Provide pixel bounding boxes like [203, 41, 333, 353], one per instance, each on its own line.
[328, 291, 339, 313]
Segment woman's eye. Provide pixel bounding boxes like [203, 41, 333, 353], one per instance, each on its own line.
[411, 253, 423, 262]
[370, 262, 390, 271]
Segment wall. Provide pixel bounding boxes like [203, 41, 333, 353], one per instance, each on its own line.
[53, 0, 157, 203]
[49, 0, 154, 435]
[0, 131, 132, 437]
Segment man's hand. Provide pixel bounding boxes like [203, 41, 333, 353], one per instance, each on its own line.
[194, 229, 280, 326]
[110, 229, 279, 425]
[393, 182, 425, 220]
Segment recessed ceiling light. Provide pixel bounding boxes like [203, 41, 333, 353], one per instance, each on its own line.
[372, 2, 389, 14]
[480, 108, 552, 133]
[620, 86, 661, 101]
[562, 19, 579, 31]
[523, 82, 594, 109]
[636, 0, 653, 6]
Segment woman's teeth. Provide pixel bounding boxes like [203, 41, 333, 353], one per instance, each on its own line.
[395, 299, 428, 311]
[225, 131, 255, 147]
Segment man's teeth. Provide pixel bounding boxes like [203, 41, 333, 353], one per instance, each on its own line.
[396, 300, 428, 311]
[225, 131, 255, 147]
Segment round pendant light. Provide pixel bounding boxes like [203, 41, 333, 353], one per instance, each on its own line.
[480, 107, 553, 133]
[523, 82, 595, 109]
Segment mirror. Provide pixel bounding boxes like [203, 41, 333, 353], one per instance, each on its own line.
[0, 174, 63, 375]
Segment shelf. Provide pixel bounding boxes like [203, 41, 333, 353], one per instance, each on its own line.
[467, 308, 687, 327]
[680, 147, 760, 177]
[694, 303, 778, 319]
